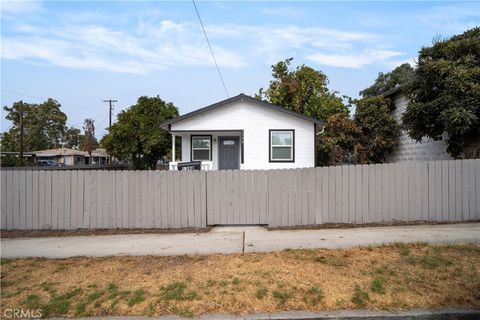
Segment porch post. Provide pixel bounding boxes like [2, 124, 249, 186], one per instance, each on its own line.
[172, 133, 176, 161]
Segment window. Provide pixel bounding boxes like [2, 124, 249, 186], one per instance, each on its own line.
[191, 135, 212, 161]
[269, 130, 294, 162]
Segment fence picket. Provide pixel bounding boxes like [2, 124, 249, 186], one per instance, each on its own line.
[26, 171, 34, 229]
[1, 171, 8, 229]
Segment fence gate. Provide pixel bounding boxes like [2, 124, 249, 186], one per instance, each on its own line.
[206, 170, 269, 225]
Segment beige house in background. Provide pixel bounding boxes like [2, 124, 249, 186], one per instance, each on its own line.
[34, 148, 109, 165]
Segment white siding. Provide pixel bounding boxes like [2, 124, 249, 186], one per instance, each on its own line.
[386, 93, 452, 162]
[171, 100, 315, 170]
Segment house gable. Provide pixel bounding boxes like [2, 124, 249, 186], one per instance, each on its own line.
[161, 93, 323, 130]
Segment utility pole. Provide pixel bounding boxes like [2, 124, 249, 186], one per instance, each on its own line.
[102, 99, 117, 165]
[102, 99, 117, 129]
[19, 100, 24, 166]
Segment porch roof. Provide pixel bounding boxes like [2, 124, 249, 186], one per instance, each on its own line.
[160, 93, 324, 131]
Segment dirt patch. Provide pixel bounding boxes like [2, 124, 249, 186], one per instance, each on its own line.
[1, 243, 479, 318]
[0, 227, 212, 238]
[266, 220, 480, 231]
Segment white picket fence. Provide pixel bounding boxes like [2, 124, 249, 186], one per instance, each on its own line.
[1, 160, 479, 230]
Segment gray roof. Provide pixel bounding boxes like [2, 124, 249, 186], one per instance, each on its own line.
[34, 148, 88, 157]
[31, 148, 108, 158]
[160, 93, 324, 130]
[381, 85, 403, 98]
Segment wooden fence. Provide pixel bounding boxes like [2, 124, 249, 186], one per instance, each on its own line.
[1, 160, 479, 230]
[0, 170, 206, 230]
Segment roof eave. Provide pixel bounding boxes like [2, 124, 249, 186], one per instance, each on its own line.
[381, 85, 403, 98]
[159, 93, 324, 129]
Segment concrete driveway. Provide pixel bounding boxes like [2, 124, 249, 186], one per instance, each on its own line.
[1, 223, 479, 259]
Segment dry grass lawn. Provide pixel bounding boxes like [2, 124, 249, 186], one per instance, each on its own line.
[1, 243, 479, 318]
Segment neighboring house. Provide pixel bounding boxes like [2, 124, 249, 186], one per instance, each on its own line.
[34, 148, 109, 166]
[35, 148, 88, 165]
[383, 86, 452, 162]
[160, 93, 324, 170]
[90, 148, 109, 165]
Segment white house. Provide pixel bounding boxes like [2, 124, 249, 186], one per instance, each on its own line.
[160, 94, 324, 170]
[383, 86, 452, 162]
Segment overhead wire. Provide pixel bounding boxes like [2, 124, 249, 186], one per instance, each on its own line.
[1, 88, 103, 112]
[192, 0, 229, 98]
[1, 88, 112, 132]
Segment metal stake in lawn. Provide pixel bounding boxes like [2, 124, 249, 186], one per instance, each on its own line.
[242, 231, 245, 254]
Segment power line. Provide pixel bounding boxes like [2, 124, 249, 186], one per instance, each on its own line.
[1, 88, 94, 111]
[192, 0, 229, 98]
[95, 113, 111, 130]
[67, 112, 109, 128]
[2, 88, 113, 132]
[1, 89, 40, 100]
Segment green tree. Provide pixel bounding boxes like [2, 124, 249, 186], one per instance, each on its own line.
[403, 28, 480, 158]
[0, 129, 18, 152]
[0, 130, 21, 166]
[317, 113, 365, 166]
[257, 58, 349, 121]
[63, 127, 84, 149]
[317, 97, 400, 166]
[359, 63, 414, 98]
[354, 96, 400, 163]
[101, 96, 178, 169]
[1, 99, 71, 151]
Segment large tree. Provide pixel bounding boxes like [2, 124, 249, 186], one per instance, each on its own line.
[257, 58, 349, 121]
[101, 96, 178, 169]
[2, 99, 68, 151]
[354, 96, 401, 163]
[403, 28, 480, 158]
[317, 97, 400, 166]
[359, 63, 414, 98]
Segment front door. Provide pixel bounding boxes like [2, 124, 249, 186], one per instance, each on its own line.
[218, 136, 240, 170]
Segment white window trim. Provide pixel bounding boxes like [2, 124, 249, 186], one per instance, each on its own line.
[270, 130, 294, 162]
[191, 135, 212, 161]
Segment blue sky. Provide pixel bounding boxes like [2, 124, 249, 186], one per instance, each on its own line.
[1, 0, 479, 138]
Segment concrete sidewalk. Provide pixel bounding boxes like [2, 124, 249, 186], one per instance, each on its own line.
[1, 223, 479, 259]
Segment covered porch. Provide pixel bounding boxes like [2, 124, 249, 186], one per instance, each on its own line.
[169, 131, 243, 171]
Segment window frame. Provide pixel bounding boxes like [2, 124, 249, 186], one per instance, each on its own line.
[190, 135, 212, 161]
[269, 129, 295, 163]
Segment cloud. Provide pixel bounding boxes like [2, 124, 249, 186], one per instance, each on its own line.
[1, 0, 42, 15]
[261, 6, 304, 18]
[1, 5, 403, 73]
[202, 23, 378, 64]
[2, 18, 247, 74]
[416, 3, 479, 34]
[306, 49, 404, 69]
[385, 56, 417, 70]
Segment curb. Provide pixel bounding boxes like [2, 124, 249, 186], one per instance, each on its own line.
[51, 309, 480, 319]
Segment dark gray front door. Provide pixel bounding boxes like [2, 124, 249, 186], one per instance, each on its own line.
[218, 136, 240, 170]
